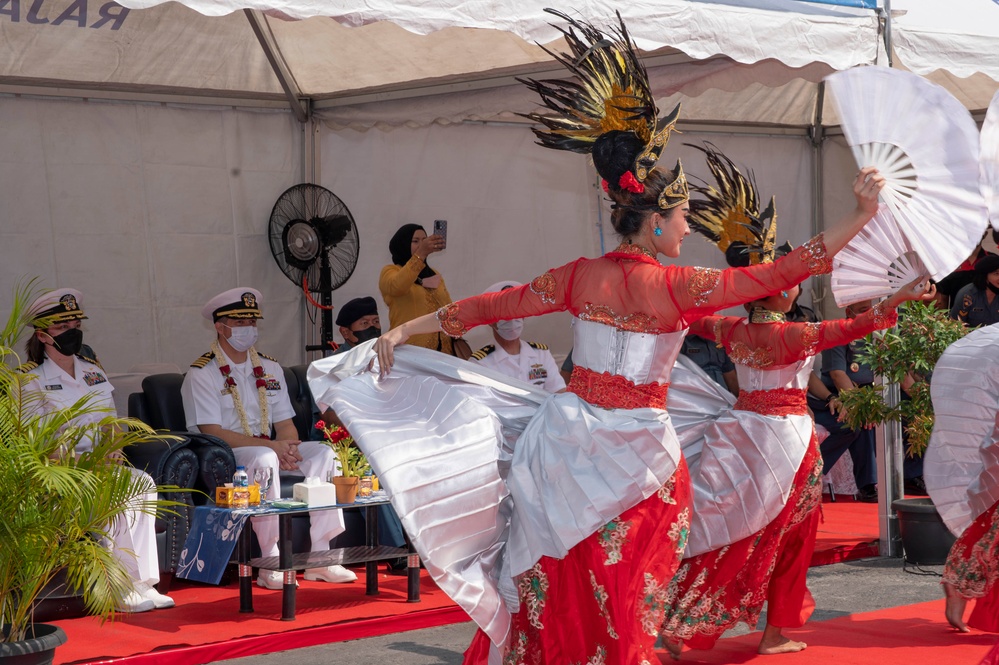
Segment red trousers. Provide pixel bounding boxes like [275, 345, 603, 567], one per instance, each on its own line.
[662, 437, 822, 649]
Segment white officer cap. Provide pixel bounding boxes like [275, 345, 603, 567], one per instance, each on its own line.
[27, 288, 87, 328]
[202, 288, 264, 322]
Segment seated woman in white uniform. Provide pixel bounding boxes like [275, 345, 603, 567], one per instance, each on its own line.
[20, 288, 174, 613]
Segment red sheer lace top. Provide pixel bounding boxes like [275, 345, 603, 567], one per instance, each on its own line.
[689, 302, 897, 414]
[438, 237, 834, 409]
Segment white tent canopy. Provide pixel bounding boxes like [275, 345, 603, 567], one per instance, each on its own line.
[1, 0, 997, 375]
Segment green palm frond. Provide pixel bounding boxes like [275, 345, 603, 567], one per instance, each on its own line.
[0, 277, 182, 642]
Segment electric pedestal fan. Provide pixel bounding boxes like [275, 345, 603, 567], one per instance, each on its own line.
[268, 184, 359, 353]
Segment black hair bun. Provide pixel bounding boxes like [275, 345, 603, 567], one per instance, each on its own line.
[592, 130, 645, 189]
[725, 242, 751, 268]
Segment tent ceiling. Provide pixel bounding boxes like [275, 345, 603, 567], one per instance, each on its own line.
[2, 1, 996, 131]
[2, 1, 879, 108]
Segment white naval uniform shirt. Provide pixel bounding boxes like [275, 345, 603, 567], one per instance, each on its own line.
[21, 355, 115, 453]
[472, 340, 566, 392]
[181, 352, 296, 436]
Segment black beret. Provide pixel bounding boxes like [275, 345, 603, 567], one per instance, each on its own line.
[336, 297, 378, 327]
[975, 253, 999, 276]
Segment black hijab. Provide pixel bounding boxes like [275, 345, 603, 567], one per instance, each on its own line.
[389, 224, 437, 281]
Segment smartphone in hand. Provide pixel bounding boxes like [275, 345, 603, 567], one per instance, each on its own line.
[433, 219, 448, 248]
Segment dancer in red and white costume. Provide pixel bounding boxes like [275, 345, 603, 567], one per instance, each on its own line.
[309, 13, 888, 665]
[924, 322, 999, 633]
[662, 147, 935, 656]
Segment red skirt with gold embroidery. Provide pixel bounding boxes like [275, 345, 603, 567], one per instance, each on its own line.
[661, 428, 823, 649]
[944, 499, 999, 632]
[464, 462, 693, 665]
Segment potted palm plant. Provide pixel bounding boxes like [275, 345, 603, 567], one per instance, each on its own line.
[837, 299, 968, 564]
[0, 281, 174, 664]
[315, 420, 370, 504]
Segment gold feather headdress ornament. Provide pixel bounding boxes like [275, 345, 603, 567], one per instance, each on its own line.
[686, 143, 789, 265]
[518, 9, 687, 210]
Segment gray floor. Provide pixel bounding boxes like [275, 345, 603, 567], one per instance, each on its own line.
[213, 557, 948, 665]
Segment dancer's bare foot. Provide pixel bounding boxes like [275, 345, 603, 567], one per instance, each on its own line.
[758, 636, 807, 655]
[758, 624, 806, 655]
[943, 581, 970, 633]
[664, 637, 683, 660]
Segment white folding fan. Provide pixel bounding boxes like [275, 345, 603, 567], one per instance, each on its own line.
[980, 88, 999, 231]
[832, 205, 927, 307]
[826, 66, 989, 281]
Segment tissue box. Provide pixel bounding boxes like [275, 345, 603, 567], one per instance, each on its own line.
[216, 484, 260, 507]
[292, 477, 338, 507]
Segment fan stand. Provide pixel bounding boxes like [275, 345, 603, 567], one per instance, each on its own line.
[305, 251, 337, 355]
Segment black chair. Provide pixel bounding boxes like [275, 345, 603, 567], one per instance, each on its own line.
[126, 373, 237, 585]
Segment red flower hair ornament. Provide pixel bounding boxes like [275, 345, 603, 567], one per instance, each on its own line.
[618, 171, 645, 194]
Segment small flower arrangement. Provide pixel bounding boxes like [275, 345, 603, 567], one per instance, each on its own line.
[315, 420, 370, 477]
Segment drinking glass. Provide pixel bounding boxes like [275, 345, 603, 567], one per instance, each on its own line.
[254, 467, 273, 503]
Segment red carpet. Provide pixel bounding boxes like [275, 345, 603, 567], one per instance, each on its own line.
[52, 569, 466, 665]
[658, 599, 997, 664]
[51, 499, 887, 664]
[811, 497, 880, 566]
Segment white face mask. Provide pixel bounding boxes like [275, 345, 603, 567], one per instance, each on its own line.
[495, 319, 524, 341]
[227, 325, 258, 352]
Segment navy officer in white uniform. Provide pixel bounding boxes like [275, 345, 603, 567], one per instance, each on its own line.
[181, 288, 355, 589]
[470, 281, 566, 392]
[20, 288, 174, 613]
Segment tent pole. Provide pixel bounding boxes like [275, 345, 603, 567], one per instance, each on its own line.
[875, 0, 903, 559]
[882, 0, 894, 68]
[244, 9, 310, 124]
[808, 82, 826, 316]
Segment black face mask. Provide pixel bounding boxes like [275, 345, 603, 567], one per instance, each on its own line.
[49, 328, 83, 356]
[353, 327, 381, 344]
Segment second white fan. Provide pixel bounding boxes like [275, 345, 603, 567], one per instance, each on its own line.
[832, 205, 926, 307]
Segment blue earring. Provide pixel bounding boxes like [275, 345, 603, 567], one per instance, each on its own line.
[781, 290, 789, 298]
[654, 227, 663, 237]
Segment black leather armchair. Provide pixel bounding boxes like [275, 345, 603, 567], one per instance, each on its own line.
[123, 435, 198, 581]
[126, 374, 237, 583]
[127, 374, 236, 504]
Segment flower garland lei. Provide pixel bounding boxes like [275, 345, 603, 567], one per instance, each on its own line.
[211, 338, 269, 438]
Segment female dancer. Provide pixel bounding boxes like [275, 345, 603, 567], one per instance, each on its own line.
[661, 148, 935, 656]
[924, 323, 999, 633]
[312, 13, 885, 665]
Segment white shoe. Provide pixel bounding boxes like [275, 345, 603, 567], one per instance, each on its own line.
[304, 565, 357, 584]
[256, 569, 298, 590]
[133, 581, 175, 609]
[116, 589, 156, 614]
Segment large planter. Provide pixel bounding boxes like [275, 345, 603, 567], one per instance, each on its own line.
[892, 497, 957, 565]
[30, 569, 85, 624]
[332, 476, 359, 504]
[0, 624, 67, 665]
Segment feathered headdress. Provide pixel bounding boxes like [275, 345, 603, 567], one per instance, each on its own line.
[518, 9, 687, 209]
[686, 143, 788, 265]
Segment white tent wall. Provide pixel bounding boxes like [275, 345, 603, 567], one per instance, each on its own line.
[0, 96, 306, 373]
[318, 121, 816, 361]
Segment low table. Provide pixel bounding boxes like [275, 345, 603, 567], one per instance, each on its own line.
[178, 494, 419, 621]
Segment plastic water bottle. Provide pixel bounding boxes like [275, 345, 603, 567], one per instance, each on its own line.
[233, 465, 249, 487]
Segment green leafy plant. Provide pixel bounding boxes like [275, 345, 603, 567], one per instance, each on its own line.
[837, 300, 969, 457]
[0, 280, 177, 643]
[314, 420, 371, 477]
